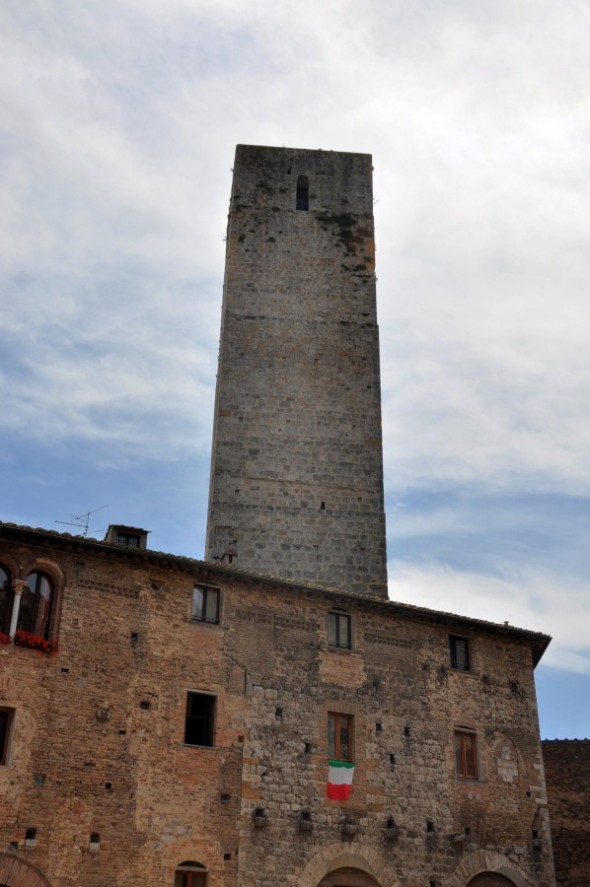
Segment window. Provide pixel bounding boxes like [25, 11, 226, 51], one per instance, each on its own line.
[192, 585, 220, 624]
[328, 611, 351, 649]
[115, 532, 140, 547]
[455, 729, 478, 778]
[0, 566, 12, 634]
[18, 573, 54, 639]
[174, 861, 207, 887]
[184, 693, 215, 747]
[296, 175, 309, 210]
[449, 635, 470, 671]
[0, 708, 14, 765]
[328, 712, 353, 762]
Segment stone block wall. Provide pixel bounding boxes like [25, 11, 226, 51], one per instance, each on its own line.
[206, 146, 388, 598]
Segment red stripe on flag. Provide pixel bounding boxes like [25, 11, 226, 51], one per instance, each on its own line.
[327, 782, 352, 800]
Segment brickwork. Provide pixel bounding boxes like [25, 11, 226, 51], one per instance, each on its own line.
[0, 525, 555, 886]
[542, 739, 590, 887]
[206, 146, 388, 598]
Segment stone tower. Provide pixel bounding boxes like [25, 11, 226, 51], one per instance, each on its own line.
[206, 145, 388, 598]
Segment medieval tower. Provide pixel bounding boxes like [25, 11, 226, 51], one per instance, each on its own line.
[206, 145, 388, 598]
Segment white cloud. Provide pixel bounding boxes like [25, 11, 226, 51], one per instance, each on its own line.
[388, 560, 590, 674]
[1, 0, 589, 716]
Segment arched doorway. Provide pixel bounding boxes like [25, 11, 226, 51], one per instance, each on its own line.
[467, 875, 517, 887]
[318, 869, 381, 887]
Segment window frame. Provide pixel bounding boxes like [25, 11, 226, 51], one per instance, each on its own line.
[0, 708, 15, 766]
[174, 862, 207, 887]
[328, 611, 352, 650]
[0, 565, 13, 635]
[184, 692, 216, 748]
[449, 634, 471, 671]
[115, 532, 140, 547]
[454, 728, 478, 779]
[328, 711, 354, 763]
[191, 585, 221, 625]
[296, 175, 309, 210]
[18, 572, 54, 640]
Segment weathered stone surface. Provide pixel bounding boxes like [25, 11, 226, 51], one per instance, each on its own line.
[206, 146, 388, 598]
[0, 525, 555, 887]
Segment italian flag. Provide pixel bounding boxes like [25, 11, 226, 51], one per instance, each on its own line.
[327, 760, 355, 800]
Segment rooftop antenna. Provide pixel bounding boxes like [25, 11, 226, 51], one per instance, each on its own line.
[56, 504, 109, 538]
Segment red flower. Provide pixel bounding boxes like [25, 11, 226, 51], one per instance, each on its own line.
[13, 630, 59, 656]
[0, 632, 11, 646]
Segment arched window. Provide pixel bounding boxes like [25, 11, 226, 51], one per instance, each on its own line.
[174, 862, 207, 887]
[0, 567, 12, 635]
[296, 175, 309, 210]
[18, 573, 54, 639]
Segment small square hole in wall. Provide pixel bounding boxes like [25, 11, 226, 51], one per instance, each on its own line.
[104, 782, 112, 791]
[119, 729, 127, 735]
[33, 773, 45, 786]
[140, 701, 151, 710]
[275, 707, 283, 720]
[224, 853, 231, 861]
[25, 828, 37, 841]
[426, 821, 435, 832]
[404, 725, 411, 737]
[304, 742, 312, 754]
[389, 753, 396, 767]
[8, 842, 18, 851]
[376, 722, 383, 735]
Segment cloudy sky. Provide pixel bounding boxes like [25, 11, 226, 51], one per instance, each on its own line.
[1, 0, 589, 738]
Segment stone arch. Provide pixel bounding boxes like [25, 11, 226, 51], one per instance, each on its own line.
[294, 843, 401, 887]
[447, 850, 528, 887]
[0, 854, 52, 887]
[19, 558, 64, 587]
[317, 868, 381, 886]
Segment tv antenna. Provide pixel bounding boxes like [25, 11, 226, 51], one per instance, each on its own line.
[55, 504, 109, 538]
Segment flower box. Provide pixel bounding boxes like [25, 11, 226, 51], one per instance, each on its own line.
[13, 630, 59, 656]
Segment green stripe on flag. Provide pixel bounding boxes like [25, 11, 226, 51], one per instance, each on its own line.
[329, 759, 354, 769]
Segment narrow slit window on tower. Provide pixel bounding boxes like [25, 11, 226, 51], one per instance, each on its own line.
[296, 176, 309, 210]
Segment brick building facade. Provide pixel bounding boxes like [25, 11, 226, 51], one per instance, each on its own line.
[0, 522, 555, 886]
[542, 740, 590, 887]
